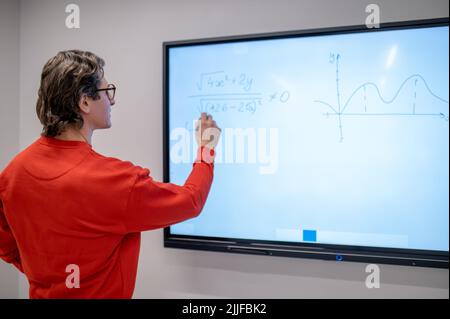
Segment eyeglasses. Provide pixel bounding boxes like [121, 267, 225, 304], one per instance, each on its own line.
[96, 84, 116, 101]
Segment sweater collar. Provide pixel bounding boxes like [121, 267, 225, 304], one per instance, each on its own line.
[38, 135, 92, 148]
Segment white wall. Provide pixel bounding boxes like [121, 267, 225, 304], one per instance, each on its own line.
[0, 0, 20, 299]
[4, 0, 449, 298]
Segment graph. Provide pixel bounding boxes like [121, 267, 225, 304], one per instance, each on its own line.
[314, 53, 449, 142]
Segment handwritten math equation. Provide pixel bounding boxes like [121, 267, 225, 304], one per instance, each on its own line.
[190, 71, 290, 114]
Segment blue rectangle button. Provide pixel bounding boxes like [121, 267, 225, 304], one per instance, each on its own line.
[303, 229, 317, 242]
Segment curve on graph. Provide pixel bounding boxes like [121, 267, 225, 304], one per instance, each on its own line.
[314, 100, 338, 114]
[315, 74, 449, 115]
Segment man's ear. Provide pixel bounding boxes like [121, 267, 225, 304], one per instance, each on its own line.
[78, 94, 91, 114]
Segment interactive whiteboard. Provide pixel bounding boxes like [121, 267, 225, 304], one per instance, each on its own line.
[164, 19, 449, 268]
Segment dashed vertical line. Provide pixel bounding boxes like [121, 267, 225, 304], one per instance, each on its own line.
[413, 78, 418, 114]
[336, 54, 344, 142]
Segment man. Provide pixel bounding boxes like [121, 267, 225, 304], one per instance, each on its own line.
[0, 50, 220, 298]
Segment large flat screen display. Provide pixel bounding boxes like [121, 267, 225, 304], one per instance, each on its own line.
[164, 18, 449, 268]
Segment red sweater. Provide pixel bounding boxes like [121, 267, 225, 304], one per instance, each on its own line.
[0, 136, 214, 298]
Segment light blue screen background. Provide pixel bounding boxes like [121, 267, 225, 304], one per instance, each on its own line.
[168, 26, 449, 252]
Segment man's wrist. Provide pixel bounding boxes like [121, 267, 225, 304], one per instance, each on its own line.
[195, 146, 215, 164]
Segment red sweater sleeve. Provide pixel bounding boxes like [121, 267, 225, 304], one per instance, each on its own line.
[0, 192, 23, 273]
[124, 147, 215, 233]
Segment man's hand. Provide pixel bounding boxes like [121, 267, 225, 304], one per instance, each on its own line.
[195, 112, 221, 149]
